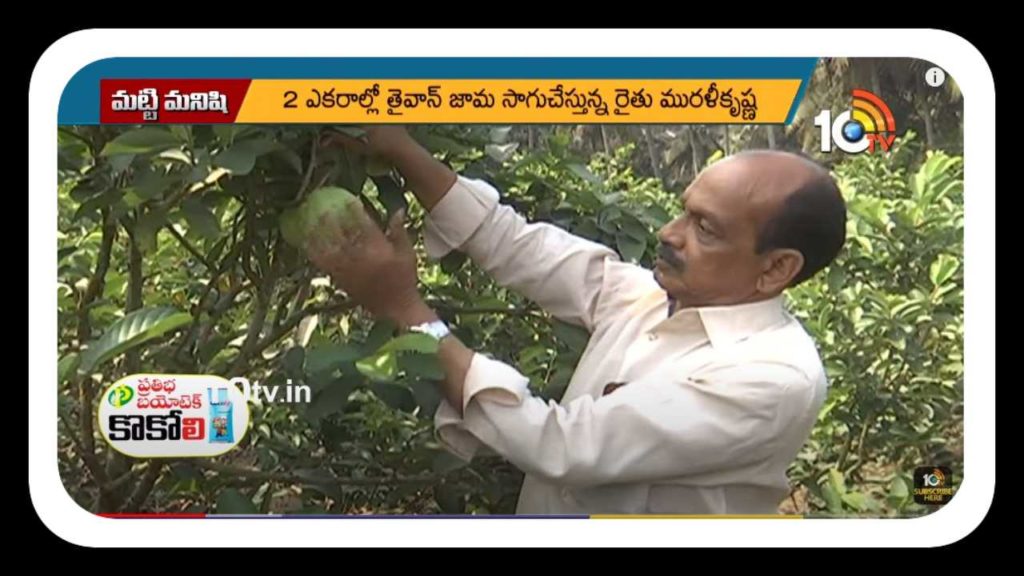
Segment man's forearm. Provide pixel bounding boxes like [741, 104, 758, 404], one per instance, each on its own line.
[389, 137, 458, 212]
[389, 300, 471, 416]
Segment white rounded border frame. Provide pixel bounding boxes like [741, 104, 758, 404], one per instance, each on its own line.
[30, 29, 994, 547]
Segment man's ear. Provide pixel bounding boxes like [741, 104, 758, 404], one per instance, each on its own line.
[757, 248, 803, 293]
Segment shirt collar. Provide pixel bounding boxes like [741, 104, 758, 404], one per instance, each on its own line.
[659, 294, 788, 349]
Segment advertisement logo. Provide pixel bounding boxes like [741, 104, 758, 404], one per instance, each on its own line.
[815, 89, 897, 154]
[107, 384, 134, 408]
[97, 374, 251, 458]
[913, 466, 955, 505]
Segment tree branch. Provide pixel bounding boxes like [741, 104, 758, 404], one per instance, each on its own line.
[59, 127, 97, 156]
[121, 461, 165, 512]
[74, 209, 117, 496]
[174, 244, 243, 364]
[124, 224, 144, 374]
[164, 224, 215, 271]
[59, 414, 108, 492]
[296, 134, 319, 201]
[228, 291, 269, 377]
[241, 301, 357, 370]
[193, 460, 440, 487]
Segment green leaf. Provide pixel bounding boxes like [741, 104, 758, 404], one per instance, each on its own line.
[132, 168, 176, 201]
[432, 450, 469, 474]
[891, 300, 926, 320]
[331, 126, 367, 140]
[357, 351, 399, 382]
[58, 353, 80, 384]
[362, 320, 396, 355]
[212, 125, 251, 144]
[180, 198, 221, 241]
[485, 142, 519, 163]
[213, 144, 257, 175]
[643, 204, 672, 227]
[169, 125, 192, 144]
[619, 214, 650, 242]
[378, 333, 440, 355]
[552, 319, 590, 354]
[109, 154, 136, 175]
[58, 246, 78, 263]
[434, 482, 466, 514]
[305, 344, 364, 380]
[705, 149, 725, 166]
[303, 376, 359, 423]
[413, 131, 472, 155]
[567, 163, 602, 186]
[616, 233, 646, 263]
[158, 149, 193, 165]
[198, 334, 230, 366]
[821, 484, 843, 514]
[488, 126, 513, 144]
[828, 468, 847, 495]
[399, 353, 445, 380]
[282, 346, 305, 376]
[573, 218, 601, 241]
[841, 492, 867, 511]
[826, 266, 846, 294]
[72, 188, 122, 222]
[371, 175, 408, 217]
[440, 251, 468, 274]
[100, 128, 181, 156]
[370, 382, 416, 412]
[597, 206, 621, 234]
[133, 208, 167, 255]
[887, 475, 911, 509]
[79, 306, 191, 373]
[339, 150, 367, 197]
[929, 254, 959, 288]
[274, 148, 304, 175]
[216, 488, 259, 514]
[410, 379, 442, 416]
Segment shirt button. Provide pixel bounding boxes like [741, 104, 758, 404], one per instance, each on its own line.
[648, 333, 658, 342]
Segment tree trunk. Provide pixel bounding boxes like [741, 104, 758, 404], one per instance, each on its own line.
[642, 127, 663, 184]
[870, 59, 882, 97]
[125, 230, 143, 373]
[766, 125, 777, 149]
[921, 103, 936, 149]
[689, 128, 699, 178]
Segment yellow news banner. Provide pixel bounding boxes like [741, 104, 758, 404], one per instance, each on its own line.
[235, 80, 802, 124]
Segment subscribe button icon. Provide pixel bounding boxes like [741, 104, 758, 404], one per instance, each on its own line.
[98, 374, 250, 458]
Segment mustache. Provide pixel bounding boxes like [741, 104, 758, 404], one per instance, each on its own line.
[656, 243, 685, 271]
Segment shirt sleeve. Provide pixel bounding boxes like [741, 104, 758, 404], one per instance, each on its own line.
[422, 175, 623, 331]
[435, 353, 812, 487]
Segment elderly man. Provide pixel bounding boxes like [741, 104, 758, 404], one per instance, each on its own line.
[309, 126, 846, 515]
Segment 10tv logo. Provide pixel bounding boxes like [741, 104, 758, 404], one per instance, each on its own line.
[815, 89, 897, 154]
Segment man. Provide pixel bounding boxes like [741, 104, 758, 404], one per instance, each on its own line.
[309, 126, 846, 515]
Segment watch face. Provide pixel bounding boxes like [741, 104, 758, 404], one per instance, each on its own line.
[412, 321, 449, 340]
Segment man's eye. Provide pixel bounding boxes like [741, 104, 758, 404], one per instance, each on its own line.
[698, 219, 712, 234]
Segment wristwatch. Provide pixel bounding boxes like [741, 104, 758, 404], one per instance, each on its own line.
[407, 319, 451, 342]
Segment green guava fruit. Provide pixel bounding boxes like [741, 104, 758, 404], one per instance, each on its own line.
[279, 186, 362, 249]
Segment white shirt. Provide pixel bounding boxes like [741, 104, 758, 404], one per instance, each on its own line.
[425, 176, 828, 515]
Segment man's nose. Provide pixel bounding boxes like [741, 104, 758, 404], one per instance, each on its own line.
[657, 218, 685, 248]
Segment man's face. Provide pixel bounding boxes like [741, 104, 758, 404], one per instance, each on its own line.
[654, 157, 782, 308]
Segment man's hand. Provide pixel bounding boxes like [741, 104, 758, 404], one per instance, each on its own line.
[321, 125, 457, 212]
[306, 204, 436, 328]
[320, 125, 416, 163]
